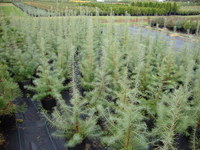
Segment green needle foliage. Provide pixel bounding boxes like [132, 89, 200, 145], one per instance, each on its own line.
[0, 64, 22, 115]
[83, 51, 114, 132]
[101, 67, 147, 150]
[144, 46, 179, 115]
[102, 23, 127, 99]
[27, 39, 65, 101]
[153, 87, 190, 150]
[153, 59, 197, 149]
[0, 18, 24, 71]
[84, 57, 111, 112]
[1, 11, 200, 150]
[79, 18, 97, 91]
[12, 48, 38, 82]
[0, 17, 37, 82]
[43, 59, 101, 148]
[54, 36, 73, 82]
[53, 19, 76, 82]
[193, 68, 200, 124]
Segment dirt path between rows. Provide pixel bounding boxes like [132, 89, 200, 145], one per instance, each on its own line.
[0, 3, 13, 6]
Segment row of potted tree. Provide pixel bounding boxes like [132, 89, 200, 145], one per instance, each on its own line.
[1, 15, 200, 149]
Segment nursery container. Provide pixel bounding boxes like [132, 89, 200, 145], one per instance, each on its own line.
[198, 122, 200, 128]
[148, 140, 163, 150]
[68, 139, 88, 150]
[96, 118, 106, 131]
[0, 114, 16, 130]
[41, 97, 56, 112]
[63, 78, 71, 86]
[68, 138, 103, 150]
[0, 144, 6, 149]
[18, 80, 34, 97]
[144, 118, 155, 131]
[175, 134, 190, 150]
[0, 133, 6, 149]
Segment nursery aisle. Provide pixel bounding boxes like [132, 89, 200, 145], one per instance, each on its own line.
[6, 98, 66, 150]
[5, 93, 105, 150]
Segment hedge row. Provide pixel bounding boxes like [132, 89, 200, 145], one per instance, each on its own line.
[131, 1, 178, 14]
[17, 1, 200, 16]
[0, 0, 13, 2]
[13, 2, 58, 17]
[150, 17, 200, 34]
[80, 2, 178, 16]
[177, 9, 200, 15]
[14, 2, 99, 16]
[177, 7, 200, 15]
[22, 2, 178, 16]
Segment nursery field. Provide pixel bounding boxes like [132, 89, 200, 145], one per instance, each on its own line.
[177, 2, 200, 15]
[0, 3, 27, 16]
[180, 5, 200, 12]
[17, 1, 179, 16]
[0, 1, 200, 150]
[20, 1, 200, 16]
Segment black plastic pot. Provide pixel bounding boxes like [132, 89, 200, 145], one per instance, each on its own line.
[68, 139, 87, 150]
[0, 132, 6, 149]
[61, 90, 71, 106]
[68, 138, 104, 150]
[174, 134, 190, 150]
[97, 118, 106, 131]
[148, 133, 192, 150]
[41, 97, 56, 112]
[0, 114, 16, 131]
[197, 126, 200, 140]
[63, 78, 71, 86]
[145, 118, 155, 131]
[0, 143, 6, 149]
[80, 86, 90, 97]
[17, 80, 34, 97]
[148, 141, 163, 150]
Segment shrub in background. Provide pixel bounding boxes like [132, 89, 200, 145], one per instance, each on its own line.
[150, 17, 200, 34]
